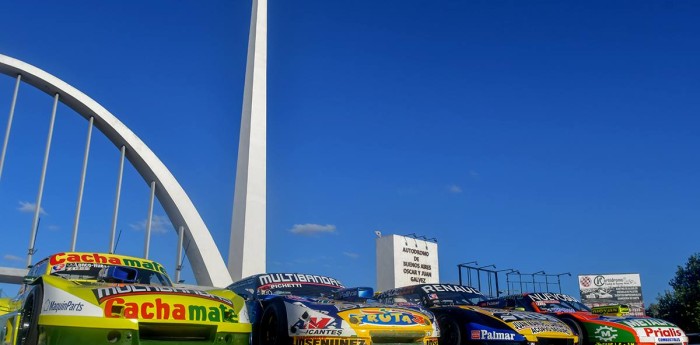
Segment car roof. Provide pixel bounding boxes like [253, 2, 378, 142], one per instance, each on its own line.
[236, 273, 345, 288]
[377, 283, 482, 297]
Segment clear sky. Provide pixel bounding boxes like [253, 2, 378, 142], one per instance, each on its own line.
[0, 1, 698, 304]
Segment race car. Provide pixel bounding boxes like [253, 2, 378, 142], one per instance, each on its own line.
[481, 292, 688, 345]
[224, 273, 440, 345]
[0, 252, 251, 345]
[375, 284, 579, 345]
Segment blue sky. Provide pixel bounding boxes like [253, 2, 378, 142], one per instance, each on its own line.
[0, 1, 699, 304]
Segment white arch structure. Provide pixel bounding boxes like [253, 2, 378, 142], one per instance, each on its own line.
[0, 53, 232, 287]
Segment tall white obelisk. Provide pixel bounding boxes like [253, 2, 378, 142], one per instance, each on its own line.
[229, 0, 267, 281]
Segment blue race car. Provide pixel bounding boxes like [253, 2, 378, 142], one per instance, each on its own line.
[223, 273, 440, 345]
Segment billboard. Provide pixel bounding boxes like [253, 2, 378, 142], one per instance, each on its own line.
[578, 273, 645, 316]
[376, 234, 439, 292]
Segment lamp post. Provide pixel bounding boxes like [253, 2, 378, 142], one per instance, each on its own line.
[493, 268, 516, 297]
[477, 264, 495, 292]
[532, 271, 546, 292]
[552, 272, 571, 293]
[457, 261, 478, 286]
[506, 270, 520, 294]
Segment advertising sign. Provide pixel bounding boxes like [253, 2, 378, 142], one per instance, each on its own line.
[578, 273, 645, 316]
[376, 234, 439, 292]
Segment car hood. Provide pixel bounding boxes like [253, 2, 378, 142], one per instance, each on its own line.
[564, 312, 688, 344]
[40, 275, 246, 326]
[452, 306, 577, 341]
[276, 295, 438, 339]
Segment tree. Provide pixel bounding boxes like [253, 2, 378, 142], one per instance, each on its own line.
[650, 253, 700, 332]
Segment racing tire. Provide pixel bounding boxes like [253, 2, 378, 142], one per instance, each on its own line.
[257, 302, 292, 345]
[437, 315, 462, 345]
[17, 285, 43, 345]
[560, 317, 586, 343]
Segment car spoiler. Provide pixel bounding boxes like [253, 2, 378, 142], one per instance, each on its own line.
[590, 304, 630, 316]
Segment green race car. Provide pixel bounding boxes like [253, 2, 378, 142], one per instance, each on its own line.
[0, 252, 251, 345]
[481, 293, 688, 345]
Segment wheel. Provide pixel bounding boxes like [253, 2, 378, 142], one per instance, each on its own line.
[257, 302, 291, 345]
[561, 317, 586, 344]
[437, 315, 462, 345]
[17, 285, 43, 345]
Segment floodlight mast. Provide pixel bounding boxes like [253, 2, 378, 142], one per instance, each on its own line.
[457, 261, 478, 286]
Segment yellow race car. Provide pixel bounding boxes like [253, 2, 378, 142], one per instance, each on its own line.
[0, 252, 251, 345]
[376, 284, 579, 345]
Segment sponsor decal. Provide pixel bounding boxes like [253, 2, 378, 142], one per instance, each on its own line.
[93, 285, 233, 306]
[619, 318, 675, 328]
[470, 330, 516, 340]
[426, 339, 439, 345]
[296, 330, 344, 336]
[43, 299, 84, 312]
[291, 313, 341, 336]
[527, 293, 578, 303]
[594, 343, 635, 345]
[305, 317, 333, 329]
[421, 284, 481, 294]
[581, 276, 592, 287]
[643, 328, 683, 338]
[264, 283, 303, 291]
[49, 252, 166, 274]
[657, 338, 682, 343]
[294, 339, 366, 345]
[594, 275, 606, 286]
[594, 326, 618, 342]
[511, 320, 572, 334]
[259, 274, 344, 287]
[41, 284, 104, 317]
[103, 297, 237, 323]
[347, 309, 425, 326]
[493, 311, 555, 322]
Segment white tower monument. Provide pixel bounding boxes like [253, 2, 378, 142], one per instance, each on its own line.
[229, 0, 267, 281]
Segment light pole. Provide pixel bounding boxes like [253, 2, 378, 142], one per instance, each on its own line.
[506, 270, 521, 294]
[477, 264, 495, 293]
[552, 272, 571, 293]
[532, 271, 546, 292]
[457, 261, 478, 286]
[493, 268, 516, 297]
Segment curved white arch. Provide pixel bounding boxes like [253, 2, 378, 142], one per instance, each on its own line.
[0, 53, 232, 287]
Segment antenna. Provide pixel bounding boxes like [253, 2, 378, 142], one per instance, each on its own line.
[113, 229, 123, 253]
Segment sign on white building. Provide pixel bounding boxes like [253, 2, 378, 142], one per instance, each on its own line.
[376, 234, 439, 292]
[578, 273, 645, 316]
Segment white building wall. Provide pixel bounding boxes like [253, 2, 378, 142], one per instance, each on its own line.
[376, 234, 439, 292]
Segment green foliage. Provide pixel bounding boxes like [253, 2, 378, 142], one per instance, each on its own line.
[652, 253, 700, 332]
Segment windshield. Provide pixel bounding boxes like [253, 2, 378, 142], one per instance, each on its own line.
[257, 282, 341, 297]
[426, 290, 487, 306]
[528, 295, 591, 312]
[50, 262, 172, 286]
